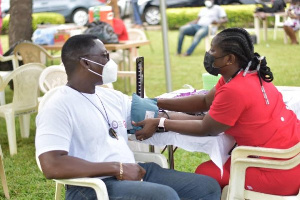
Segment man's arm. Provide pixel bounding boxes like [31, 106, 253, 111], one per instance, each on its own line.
[39, 151, 145, 180]
[211, 16, 228, 25]
[189, 16, 200, 24]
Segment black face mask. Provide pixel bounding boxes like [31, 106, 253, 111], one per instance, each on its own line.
[203, 52, 228, 76]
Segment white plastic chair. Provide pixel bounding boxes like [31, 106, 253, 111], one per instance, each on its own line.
[38, 65, 67, 94]
[0, 63, 45, 155]
[0, 54, 19, 105]
[273, 12, 288, 44]
[36, 151, 168, 200]
[37, 86, 168, 200]
[127, 29, 147, 61]
[0, 146, 9, 199]
[223, 143, 300, 200]
[13, 41, 61, 66]
[205, 24, 219, 51]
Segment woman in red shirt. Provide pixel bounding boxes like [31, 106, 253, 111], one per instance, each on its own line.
[133, 27, 300, 196]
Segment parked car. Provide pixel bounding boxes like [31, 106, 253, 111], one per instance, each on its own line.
[1, 0, 105, 26]
[118, 0, 258, 25]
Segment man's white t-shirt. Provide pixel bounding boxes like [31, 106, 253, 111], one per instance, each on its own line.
[35, 86, 135, 168]
[197, 5, 227, 26]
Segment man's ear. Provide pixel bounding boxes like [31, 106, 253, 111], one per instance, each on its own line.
[79, 58, 89, 70]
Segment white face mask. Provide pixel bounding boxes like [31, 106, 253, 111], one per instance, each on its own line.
[205, 0, 213, 8]
[81, 58, 118, 84]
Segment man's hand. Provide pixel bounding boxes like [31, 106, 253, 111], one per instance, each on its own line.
[132, 118, 160, 141]
[117, 163, 146, 181]
[211, 20, 219, 25]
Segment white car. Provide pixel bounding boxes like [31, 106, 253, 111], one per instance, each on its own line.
[1, 0, 105, 26]
[118, 0, 258, 25]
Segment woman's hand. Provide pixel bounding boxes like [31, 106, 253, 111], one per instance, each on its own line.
[132, 118, 160, 141]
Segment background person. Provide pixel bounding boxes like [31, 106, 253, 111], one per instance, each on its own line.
[112, 18, 129, 41]
[35, 34, 221, 200]
[134, 28, 300, 196]
[254, 0, 286, 20]
[110, 18, 129, 64]
[283, 0, 300, 44]
[177, 0, 227, 56]
[131, 0, 143, 28]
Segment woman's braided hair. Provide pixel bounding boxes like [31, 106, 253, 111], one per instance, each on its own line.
[216, 27, 273, 82]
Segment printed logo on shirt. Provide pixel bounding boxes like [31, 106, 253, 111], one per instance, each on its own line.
[112, 120, 126, 129]
[112, 120, 118, 129]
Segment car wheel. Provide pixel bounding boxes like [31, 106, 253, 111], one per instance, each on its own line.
[72, 8, 89, 26]
[143, 6, 160, 25]
[229, 1, 242, 4]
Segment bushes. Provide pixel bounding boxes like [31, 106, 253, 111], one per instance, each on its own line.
[166, 4, 276, 29]
[1, 12, 65, 34]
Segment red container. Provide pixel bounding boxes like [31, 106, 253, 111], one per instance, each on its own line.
[89, 6, 113, 26]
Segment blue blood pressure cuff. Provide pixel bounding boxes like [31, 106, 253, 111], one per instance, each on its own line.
[128, 93, 159, 134]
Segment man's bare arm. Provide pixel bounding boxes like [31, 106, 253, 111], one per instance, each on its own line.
[39, 151, 145, 180]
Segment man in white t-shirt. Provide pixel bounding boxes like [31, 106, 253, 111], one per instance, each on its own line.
[177, 0, 227, 56]
[35, 34, 221, 200]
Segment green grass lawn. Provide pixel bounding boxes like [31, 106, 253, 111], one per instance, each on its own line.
[0, 28, 299, 199]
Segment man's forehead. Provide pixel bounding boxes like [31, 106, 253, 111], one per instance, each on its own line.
[92, 39, 107, 52]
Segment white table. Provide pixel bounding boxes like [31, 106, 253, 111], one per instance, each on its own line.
[129, 133, 235, 176]
[130, 86, 300, 173]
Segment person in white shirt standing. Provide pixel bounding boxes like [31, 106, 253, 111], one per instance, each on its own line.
[177, 0, 227, 56]
[35, 34, 221, 200]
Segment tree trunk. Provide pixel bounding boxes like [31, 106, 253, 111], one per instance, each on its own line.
[9, 0, 33, 47]
[109, 0, 120, 19]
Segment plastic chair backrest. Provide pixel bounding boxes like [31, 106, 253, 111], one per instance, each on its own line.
[226, 143, 300, 200]
[39, 65, 67, 93]
[0, 63, 45, 112]
[13, 42, 53, 65]
[127, 29, 147, 41]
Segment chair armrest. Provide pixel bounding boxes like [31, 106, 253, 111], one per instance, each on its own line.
[42, 48, 61, 60]
[233, 154, 300, 171]
[0, 55, 19, 69]
[228, 154, 300, 200]
[134, 151, 169, 169]
[50, 55, 61, 60]
[0, 55, 16, 62]
[54, 178, 109, 200]
[118, 71, 136, 78]
[231, 143, 300, 162]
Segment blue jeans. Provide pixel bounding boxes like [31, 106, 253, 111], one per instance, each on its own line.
[66, 162, 221, 200]
[132, 1, 142, 25]
[177, 24, 209, 55]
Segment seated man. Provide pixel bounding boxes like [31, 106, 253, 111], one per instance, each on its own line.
[35, 34, 221, 200]
[254, 0, 286, 20]
[177, 0, 227, 56]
